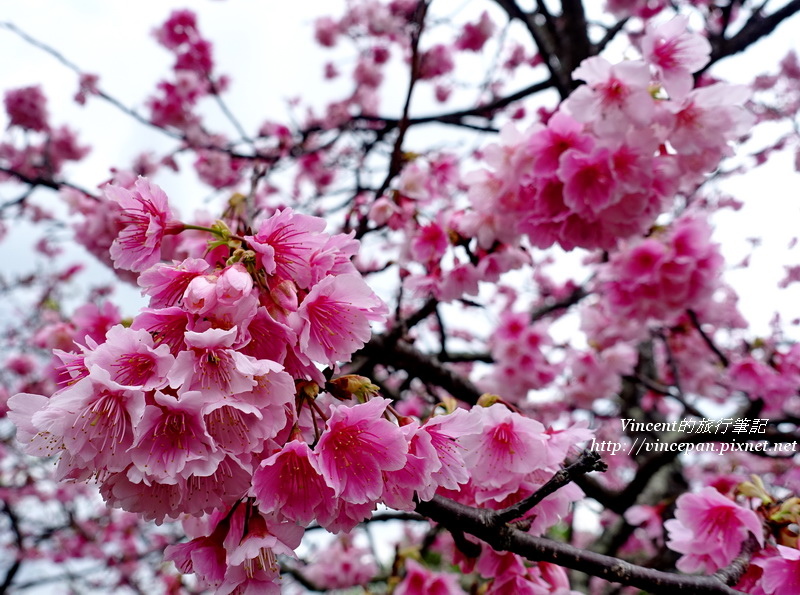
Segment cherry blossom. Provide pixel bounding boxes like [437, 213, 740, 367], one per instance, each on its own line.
[107, 177, 183, 272]
[665, 486, 765, 572]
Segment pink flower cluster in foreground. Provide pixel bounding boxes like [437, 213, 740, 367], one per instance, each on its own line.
[8, 177, 593, 593]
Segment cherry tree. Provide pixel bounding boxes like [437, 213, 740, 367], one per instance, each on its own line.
[2, 1, 800, 593]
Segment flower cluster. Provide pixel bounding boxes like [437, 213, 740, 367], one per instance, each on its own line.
[8, 177, 597, 592]
[4, 85, 49, 132]
[480, 311, 560, 403]
[599, 215, 724, 324]
[463, 16, 752, 252]
[300, 535, 378, 590]
[1, 85, 89, 183]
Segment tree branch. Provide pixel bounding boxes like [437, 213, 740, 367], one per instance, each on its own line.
[415, 495, 746, 594]
[495, 450, 607, 524]
[374, 0, 430, 201]
[687, 309, 729, 367]
[355, 77, 554, 131]
[703, 0, 800, 72]
[358, 335, 484, 405]
[492, 0, 571, 98]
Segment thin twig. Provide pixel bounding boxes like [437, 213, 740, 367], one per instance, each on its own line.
[687, 309, 730, 367]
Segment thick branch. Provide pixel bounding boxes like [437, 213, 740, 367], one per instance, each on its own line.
[558, 0, 592, 80]
[703, 0, 800, 72]
[359, 336, 483, 405]
[493, 0, 571, 98]
[416, 495, 745, 594]
[713, 535, 760, 587]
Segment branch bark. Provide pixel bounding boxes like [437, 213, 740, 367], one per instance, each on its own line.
[703, 0, 800, 72]
[415, 495, 747, 594]
[359, 335, 484, 405]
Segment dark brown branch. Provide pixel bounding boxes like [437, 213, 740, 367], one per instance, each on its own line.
[0, 166, 92, 196]
[359, 336, 483, 405]
[386, 297, 439, 343]
[374, 0, 430, 201]
[703, 0, 800, 73]
[356, 77, 554, 130]
[493, 0, 571, 98]
[496, 450, 607, 524]
[415, 495, 745, 594]
[436, 351, 494, 363]
[558, 0, 592, 82]
[531, 286, 589, 323]
[572, 473, 624, 514]
[1, 502, 24, 593]
[593, 17, 629, 55]
[714, 535, 760, 586]
[687, 309, 730, 367]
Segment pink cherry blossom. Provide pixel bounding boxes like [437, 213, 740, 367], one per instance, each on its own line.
[456, 11, 495, 52]
[137, 258, 210, 308]
[107, 177, 182, 272]
[238, 306, 297, 365]
[202, 397, 277, 455]
[460, 404, 550, 490]
[315, 397, 408, 504]
[4, 85, 49, 131]
[395, 559, 466, 595]
[665, 486, 764, 573]
[244, 208, 326, 288]
[666, 83, 754, 155]
[72, 301, 122, 347]
[559, 146, 617, 217]
[320, 499, 378, 534]
[382, 420, 442, 509]
[294, 273, 387, 364]
[165, 534, 227, 591]
[411, 221, 449, 263]
[128, 389, 221, 481]
[84, 326, 174, 391]
[130, 306, 193, 356]
[418, 44, 454, 80]
[754, 545, 800, 595]
[567, 57, 654, 136]
[223, 509, 303, 576]
[168, 327, 268, 398]
[421, 407, 482, 490]
[7, 392, 61, 456]
[154, 9, 199, 50]
[182, 274, 219, 316]
[302, 535, 378, 590]
[252, 439, 337, 525]
[641, 15, 711, 100]
[528, 112, 594, 177]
